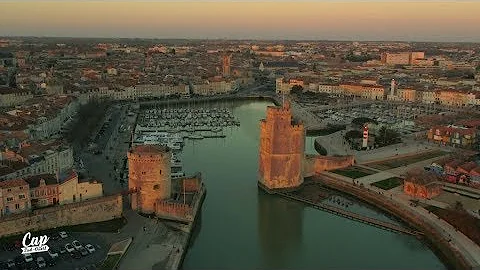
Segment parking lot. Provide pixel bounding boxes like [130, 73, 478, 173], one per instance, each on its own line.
[0, 231, 108, 270]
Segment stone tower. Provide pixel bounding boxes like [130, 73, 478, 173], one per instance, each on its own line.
[222, 54, 231, 77]
[127, 145, 172, 214]
[258, 101, 305, 192]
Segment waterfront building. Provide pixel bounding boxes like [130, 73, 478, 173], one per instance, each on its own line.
[427, 125, 477, 149]
[58, 171, 103, 205]
[403, 170, 441, 199]
[0, 178, 31, 216]
[24, 174, 59, 207]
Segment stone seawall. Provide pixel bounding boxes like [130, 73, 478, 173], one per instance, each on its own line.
[0, 194, 123, 237]
[304, 154, 355, 177]
[316, 175, 470, 270]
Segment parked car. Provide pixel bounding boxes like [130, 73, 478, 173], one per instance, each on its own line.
[59, 247, 67, 255]
[49, 234, 60, 241]
[47, 249, 58, 259]
[45, 258, 56, 267]
[79, 247, 89, 256]
[14, 256, 24, 266]
[85, 244, 96, 254]
[65, 244, 75, 253]
[6, 259, 15, 268]
[72, 240, 82, 250]
[36, 257, 46, 269]
[23, 254, 33, 263]
[70, 251, 81, 260]
[59, 231, 68, 239]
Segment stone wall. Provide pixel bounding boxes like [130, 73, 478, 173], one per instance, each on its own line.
[155, 201, 193, 222]
[0, 194, 123, 237]
[304, 155, 355, 177]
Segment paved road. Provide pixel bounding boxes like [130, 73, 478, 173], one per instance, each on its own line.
[78, 104, 133, 195]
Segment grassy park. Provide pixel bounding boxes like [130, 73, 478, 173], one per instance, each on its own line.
[368, 150, 448, 170]
[371, 177, 403, 190]
[331, 166, 376, 179]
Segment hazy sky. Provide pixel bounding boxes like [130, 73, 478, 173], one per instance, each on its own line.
[0, 1, 479, 42]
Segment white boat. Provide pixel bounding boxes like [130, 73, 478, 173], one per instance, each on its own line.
[212, 127, 222, 133]
[188, 134, 204, 140]
[171, 172, 185, 179]
[171, 158, 182, 167]
[167, 142, 182, 151]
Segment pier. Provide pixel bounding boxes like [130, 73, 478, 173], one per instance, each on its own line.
[275, 190, 424, 237]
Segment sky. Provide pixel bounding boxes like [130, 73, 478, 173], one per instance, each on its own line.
[0, 1, 479, 42]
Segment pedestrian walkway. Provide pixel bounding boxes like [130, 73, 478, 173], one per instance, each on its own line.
[320, 171, 480, 269]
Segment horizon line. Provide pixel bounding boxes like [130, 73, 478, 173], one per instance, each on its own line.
[1, 35, 479, 44]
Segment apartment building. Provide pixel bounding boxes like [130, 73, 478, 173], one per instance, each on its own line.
[339, 84, 385, 100]
[0, 141, 74, 181]
[192, 80, 237, 96]
[427, 125, 477, 148]
[0, 88, 33, 107]
[0, 178, 31, 216]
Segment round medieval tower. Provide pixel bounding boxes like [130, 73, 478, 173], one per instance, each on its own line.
[127, 145, 172, 214]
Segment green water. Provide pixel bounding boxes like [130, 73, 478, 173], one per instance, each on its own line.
[176, 101, 445, 270]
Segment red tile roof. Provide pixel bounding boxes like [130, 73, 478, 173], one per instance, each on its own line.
[0, 178, 28, 189]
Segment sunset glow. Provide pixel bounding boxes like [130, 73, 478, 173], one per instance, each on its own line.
[0, 1, 479, 41]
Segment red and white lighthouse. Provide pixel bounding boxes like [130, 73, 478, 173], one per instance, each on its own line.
[362, 125, 369, 148]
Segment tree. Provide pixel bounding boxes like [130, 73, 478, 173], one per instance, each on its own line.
[345, 130, 362, 141]
[352, 117, 378, 126]
[290, 85, 303, 95]
[376, 126, 401, 147]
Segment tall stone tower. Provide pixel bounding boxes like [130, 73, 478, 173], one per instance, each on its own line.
[259, 101, 305, 192]
[127, 145, 172, 214]
[222, 54, 231, 77]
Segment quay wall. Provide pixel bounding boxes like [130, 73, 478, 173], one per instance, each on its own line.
[138, 95, 279, 109]
[0, 194, 123, 237]
[171, 185, 206, 270]
[304, 154, 355, 177]
[316, 175, 470, 270]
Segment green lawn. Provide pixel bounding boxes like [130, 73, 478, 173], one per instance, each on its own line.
[371, 177, 403, 190]
[369, 151, 448, 170]
[331, 167, 376, 179]
[97, 254, 123, 270]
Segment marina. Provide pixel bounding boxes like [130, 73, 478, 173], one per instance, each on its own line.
[133, 106, 240, 181]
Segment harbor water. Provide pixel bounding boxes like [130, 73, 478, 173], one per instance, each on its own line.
[157, 100, 446, 269]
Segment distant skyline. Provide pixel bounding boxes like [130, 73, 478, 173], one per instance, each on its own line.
[0, 1, 479, 42]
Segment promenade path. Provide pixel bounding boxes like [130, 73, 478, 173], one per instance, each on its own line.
[321, 171, 480, 269]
